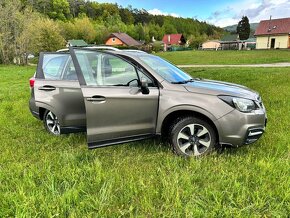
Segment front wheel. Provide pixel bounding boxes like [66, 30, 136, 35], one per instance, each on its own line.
[170, 117, 217, 157]
[43, 110, 61, 135]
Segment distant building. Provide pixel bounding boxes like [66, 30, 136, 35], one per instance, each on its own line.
[202, 40, 221, 50]
[220, 35, 256, 50]
[105, 33, 142, 47]
[255, 17, 290, 49]
[67, 40, 88, 47]
[162, 34, 186, 46]
[162, 34, 186, 51]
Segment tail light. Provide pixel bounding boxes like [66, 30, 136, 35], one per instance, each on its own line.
[29, 77, 35, 88]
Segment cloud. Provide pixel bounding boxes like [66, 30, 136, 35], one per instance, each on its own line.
[207, 0, 290, 27]
[148, 8, 180, 18]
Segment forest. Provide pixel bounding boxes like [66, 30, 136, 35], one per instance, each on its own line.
[0, 0, 225, 64]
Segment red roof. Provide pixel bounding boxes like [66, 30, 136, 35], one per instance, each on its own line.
[162, 34, 185, 45]
[255, 17, 290, 36]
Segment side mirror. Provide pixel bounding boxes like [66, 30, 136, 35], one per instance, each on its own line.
[140, 78, 150, 94]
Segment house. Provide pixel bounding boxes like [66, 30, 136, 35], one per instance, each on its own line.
[162, 34, 186, 46]
[67, 40, 88, 47]
[105, 33, 142, 47]
[255, 17, 290, 49]
[202, 40, 221, 50]
[220, 35, 256, 50]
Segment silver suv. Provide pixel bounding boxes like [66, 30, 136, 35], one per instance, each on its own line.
[29, 47, 267, 156]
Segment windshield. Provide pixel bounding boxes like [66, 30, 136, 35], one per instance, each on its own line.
[139, 55, 192, 83]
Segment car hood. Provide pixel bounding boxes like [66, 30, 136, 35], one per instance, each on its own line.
[184, 79, 259, 100]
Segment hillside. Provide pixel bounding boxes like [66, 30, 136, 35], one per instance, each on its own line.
[224, 23, 259, 33]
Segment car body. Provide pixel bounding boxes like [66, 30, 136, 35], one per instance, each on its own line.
[29, 47, 267, 156]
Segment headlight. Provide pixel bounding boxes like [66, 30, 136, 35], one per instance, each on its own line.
[218, 96, 257, 113]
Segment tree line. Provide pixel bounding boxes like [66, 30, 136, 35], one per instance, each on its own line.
[0, 0, 225, 64]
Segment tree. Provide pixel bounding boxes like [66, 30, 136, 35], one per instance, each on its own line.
[58, 20, 78, 41]
[74, 17, 97, 43]
[163, 21, 177, 34]
[188, 34, 208, 49]
[48, 0, 70, 21]
[25, 18, 66, 54]
[237, 16, 250, 40]
[119, 7, 134, 25]
[0, 0, 35, 64]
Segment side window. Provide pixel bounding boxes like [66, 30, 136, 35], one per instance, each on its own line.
[62, 57, 78, 80]
[137, 69, 155, 87]
[42, 54, 69, 80]
[75, 50, 139, 87]
[104, 56, 138, 86]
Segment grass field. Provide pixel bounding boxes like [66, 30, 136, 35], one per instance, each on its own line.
[0, 64, 289, 217]
[157, 50, 290, 65]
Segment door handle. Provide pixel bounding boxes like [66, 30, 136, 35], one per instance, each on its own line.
[38, 85, 56, 91]
[87, 96, 106, 102]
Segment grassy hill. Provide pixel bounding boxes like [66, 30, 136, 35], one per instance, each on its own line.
[223, 23, 259, 33]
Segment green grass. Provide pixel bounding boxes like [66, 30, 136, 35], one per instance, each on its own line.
[0, 65, 289, 217]
[157, 50, 290, 65]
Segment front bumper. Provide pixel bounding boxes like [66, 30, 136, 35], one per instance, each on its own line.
[215, 107, 267, 147]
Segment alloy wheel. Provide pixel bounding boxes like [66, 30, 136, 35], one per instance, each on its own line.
[45, 111, 60, 135]
[177, 124, 211, 156]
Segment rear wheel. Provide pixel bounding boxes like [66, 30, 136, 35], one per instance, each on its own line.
[170, 117, 216, 157]
[43, 110, 61, 135]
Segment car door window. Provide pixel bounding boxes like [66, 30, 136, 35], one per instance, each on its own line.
[74, 50, 139, 87]
[42, 54, 69, 80]
[62, 57, 78, 80]
[137, 69, 155, 87]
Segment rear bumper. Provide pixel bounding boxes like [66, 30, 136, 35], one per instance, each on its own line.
[215, 108, 267, 147]
[29, 98, 41, 120]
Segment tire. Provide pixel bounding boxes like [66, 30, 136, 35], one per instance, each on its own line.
[169, 116, 216, 157]
[43, 110, 61, 135]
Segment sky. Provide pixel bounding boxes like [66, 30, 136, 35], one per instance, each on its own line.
[94, 0, 290, 27]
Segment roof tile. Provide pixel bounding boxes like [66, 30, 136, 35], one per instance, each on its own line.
[255, 17, 290, 36]
[162, 34, 185, 45]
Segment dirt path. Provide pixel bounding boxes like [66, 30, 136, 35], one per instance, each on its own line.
[177, 63, 290, 68]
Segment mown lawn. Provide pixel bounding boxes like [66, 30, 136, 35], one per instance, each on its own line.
[157, 50, 290, 65]
[0, 65, 289, 217]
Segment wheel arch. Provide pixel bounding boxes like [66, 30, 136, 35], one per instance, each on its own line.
[39, 107, 46, 120]
[36, 102, 62, 124]
[160, 108, 220, 143]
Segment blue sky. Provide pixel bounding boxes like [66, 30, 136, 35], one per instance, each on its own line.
[95, 0, 290, 27]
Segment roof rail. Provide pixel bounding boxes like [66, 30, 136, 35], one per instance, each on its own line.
[123, 49, 147, 53]
[56, 46, 147, 53]
[57, 46, 120, 52]
[86, 46, 120, 51]
[56, 48, 69, 52]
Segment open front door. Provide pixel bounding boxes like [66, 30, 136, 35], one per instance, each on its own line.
[70, 48, 159, 148]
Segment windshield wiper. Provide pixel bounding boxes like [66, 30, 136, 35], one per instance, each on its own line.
[171, 79, 195, 84]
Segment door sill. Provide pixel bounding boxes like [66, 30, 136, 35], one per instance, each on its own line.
[61, 126, 86, 134]
[88, 134, 155, 149]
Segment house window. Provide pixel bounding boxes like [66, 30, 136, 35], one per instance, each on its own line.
[112, 38, 116, 42]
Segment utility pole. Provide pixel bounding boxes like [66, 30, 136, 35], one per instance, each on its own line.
[267, 15, 272, 49]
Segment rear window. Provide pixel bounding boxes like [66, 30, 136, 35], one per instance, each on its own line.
[42, 54, 69, 80]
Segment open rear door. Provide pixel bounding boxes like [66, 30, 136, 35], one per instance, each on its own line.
[70, 47, 159, 148]
[34, 52, 86, 132]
